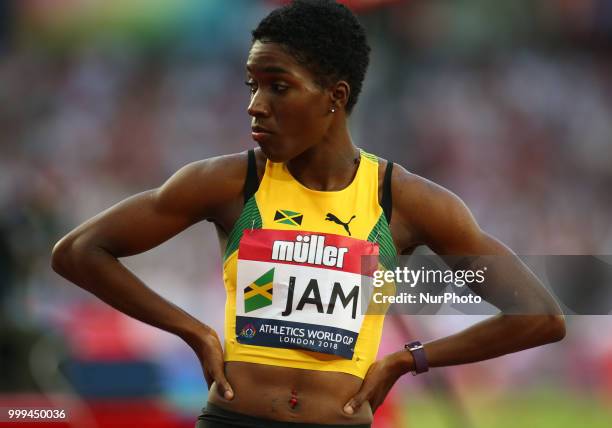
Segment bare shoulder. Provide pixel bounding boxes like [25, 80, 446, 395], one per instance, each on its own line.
[155, 150, 257, 222]
[391, 164, 462, 212]
[376, 158, 459, 218]
[385, 162, 481, 253]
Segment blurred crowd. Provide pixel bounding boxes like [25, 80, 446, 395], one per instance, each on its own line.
[1, 1, 611, 427]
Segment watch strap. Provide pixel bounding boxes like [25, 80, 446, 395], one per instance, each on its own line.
[405, 341, 428, 375]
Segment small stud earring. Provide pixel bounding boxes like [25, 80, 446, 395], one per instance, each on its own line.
[330, 107, 336, 113]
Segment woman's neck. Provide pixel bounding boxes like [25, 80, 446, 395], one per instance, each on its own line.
[286, 127, 360, 192]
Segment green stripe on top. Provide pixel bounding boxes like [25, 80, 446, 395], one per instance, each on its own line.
[224, 196, 263, 261]
[367, 213, 398, 271]
[361, 150, 379, 163]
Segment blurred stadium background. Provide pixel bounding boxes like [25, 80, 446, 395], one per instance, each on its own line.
[1, 0, 612, 427]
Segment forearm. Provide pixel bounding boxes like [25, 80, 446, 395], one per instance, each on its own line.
[52, 241, 209, 346]
[393, 314, 565, 374]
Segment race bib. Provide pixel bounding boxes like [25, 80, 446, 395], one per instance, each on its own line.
[235, 229, 378, 359]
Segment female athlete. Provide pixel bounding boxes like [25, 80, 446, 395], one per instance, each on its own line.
[52, 1, 565, 427]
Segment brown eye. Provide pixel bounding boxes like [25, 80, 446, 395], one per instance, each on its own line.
[244, 80, 257, 94]
[271, 83, 288, 93]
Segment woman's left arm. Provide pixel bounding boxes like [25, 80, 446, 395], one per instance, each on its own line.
[343, 166, 565, 415]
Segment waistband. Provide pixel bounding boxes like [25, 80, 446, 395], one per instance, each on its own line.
[197, 402, 372, 428]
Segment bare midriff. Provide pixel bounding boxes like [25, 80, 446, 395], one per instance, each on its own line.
[208, 361, 373, 425]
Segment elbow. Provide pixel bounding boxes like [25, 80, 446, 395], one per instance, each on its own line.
[541, 314, 566, 344]
[51, 236, 75, 277]
[52, 234, 91, 278]
[52, 233, 110, 284]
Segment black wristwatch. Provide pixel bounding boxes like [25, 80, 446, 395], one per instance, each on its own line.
[405, 341, 429, 375]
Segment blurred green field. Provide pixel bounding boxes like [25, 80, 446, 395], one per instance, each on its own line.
[402, 389, 612, 428]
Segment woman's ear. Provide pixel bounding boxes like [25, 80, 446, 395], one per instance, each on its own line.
[330, 80, 351, 111]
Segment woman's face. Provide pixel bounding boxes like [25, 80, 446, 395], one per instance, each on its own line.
[246, 40, 333, 162]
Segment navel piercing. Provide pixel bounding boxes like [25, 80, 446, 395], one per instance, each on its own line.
[289, 389, 298, 408]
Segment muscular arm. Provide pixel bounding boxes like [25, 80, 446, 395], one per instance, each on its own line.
[391, 166, 566, 373]
[344, 165, 566, 415]
[51, 153, 245, 347]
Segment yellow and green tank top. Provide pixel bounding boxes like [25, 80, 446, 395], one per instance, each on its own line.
[221, 149, 396, 379]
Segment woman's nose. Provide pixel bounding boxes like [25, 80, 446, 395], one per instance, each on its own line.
[247, 92, 271, 117]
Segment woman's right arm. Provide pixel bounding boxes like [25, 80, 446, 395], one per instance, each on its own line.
[51, 153, 246, 399]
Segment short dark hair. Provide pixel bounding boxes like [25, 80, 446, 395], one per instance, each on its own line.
[252, 0, 370, 114]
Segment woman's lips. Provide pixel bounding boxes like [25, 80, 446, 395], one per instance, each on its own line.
[251, 131, 273, 142]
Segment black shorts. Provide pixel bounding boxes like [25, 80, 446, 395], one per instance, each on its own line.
[195, 403, 371, 428]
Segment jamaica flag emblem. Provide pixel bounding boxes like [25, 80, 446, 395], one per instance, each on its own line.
[244, 268, 274, 312]
[274, 209, 303, 226]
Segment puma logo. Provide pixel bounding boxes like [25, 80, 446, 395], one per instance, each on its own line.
[325, 213, 356, 236]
